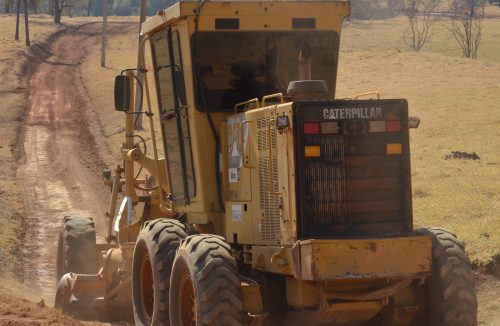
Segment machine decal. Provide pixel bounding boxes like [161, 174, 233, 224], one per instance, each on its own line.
[227, 114, 248, 183]
[323, 107, 382, 120]
[231, 204, 243, 221]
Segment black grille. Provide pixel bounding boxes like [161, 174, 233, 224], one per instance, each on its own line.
[295, 100, 412, 238]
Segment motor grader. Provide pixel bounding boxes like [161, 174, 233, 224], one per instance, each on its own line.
[55, 0, 478, 325]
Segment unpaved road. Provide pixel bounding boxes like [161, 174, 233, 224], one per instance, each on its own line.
[16, 24, 112, 304]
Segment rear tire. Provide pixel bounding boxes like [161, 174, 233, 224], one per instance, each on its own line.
[418, 227, 477, 326]
[56, 215, 97, 282]
[169, 234, 243, 326]
[132, 219, 189, 326]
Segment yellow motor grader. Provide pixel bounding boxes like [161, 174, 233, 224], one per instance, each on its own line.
[55, 1, 477, 325]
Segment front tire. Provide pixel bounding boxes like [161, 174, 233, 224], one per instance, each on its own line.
[132, 219, 189, 326]
[419, 227, 477, 326]
[56, 215, 97, 282]
[169, 234, 243, 326]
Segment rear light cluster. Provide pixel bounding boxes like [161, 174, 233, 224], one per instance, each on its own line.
[303, 120, 403, 158]
[303, 120, 401, 135]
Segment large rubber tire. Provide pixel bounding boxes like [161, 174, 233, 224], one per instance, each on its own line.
[169, 234, 243, 326]
[56, 215, 98, 282]
[419, 227, 477, 326]
[132, 219, 189, 326]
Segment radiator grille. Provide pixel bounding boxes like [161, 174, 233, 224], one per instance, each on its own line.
[257, 118, 280, 241]
[257, 118, 277, 151]
[303, 135, 403, 227]
[294, 100, 411, 238]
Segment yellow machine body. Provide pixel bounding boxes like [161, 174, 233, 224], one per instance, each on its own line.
[55, 1, 476, 325]
[122, 0, 431, 321]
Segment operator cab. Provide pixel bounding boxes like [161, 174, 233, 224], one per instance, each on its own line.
[194, 31, 339, 111]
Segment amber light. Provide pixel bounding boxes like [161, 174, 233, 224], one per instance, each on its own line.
[305, 146, 321, 157]
[386, 143, 402, 155]
[304, 122, 320, 134]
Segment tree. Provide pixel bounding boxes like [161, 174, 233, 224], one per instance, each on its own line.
[111, 0, 131, 15]
[86, 0, 92, 15]
[100, 0, 107, 67]
[53, 0, 70, 23]
[15, 0, 21, 40]
[53, 0, 62, 23]
[448, 0, 486, 58]
[402, 0, 440, 51]
[23, 0, 29, 46]
[14, 0, 30, 46]
[386, 0, 404, 18]
[4, 0, 15, 13]
[350, 0, 383, 19]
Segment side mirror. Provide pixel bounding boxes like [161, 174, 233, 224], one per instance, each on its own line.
[409, 116, 420, 129]
[114, 75, 131, 112]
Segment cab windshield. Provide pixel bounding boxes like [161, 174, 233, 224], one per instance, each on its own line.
[193, 31, 340, 112]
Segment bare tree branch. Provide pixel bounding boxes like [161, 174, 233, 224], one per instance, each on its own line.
[402, 0, 440, 51]
[447, 0, 485, 59]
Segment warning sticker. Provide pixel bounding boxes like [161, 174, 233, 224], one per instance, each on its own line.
[232, 204, 243, 222]
[229, 168, 240, 183]
[227, 114, 248, 183]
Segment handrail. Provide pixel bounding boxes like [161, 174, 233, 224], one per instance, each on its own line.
[234, 98, 259, 114]
[352, 91, 381, 100]
[262, 93, 284, 107]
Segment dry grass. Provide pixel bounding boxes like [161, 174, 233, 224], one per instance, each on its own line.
[337, 5, 500, 266]
[0, 15, 57, 161]
[80, 20, 140, 161]
[80, 18, 164, 172]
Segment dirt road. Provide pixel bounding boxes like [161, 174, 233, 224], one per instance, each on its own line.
[15, 24, 115, 305]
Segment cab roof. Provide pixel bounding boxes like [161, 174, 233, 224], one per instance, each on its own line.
[141, 0, 351, 36]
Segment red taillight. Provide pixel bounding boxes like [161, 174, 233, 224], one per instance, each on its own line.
[386, 120, 401, 132]
[304, 122, 320, 134]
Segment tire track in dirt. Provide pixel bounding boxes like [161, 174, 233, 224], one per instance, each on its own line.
[15, 23, 126, 305]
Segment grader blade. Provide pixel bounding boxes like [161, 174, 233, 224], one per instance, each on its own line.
[55, 272, 105, 314]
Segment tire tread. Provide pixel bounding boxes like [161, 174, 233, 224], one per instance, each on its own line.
[418, 227, 477, 326]
[174, 234, 243, 326]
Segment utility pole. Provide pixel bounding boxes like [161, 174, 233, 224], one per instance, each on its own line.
[15, 0, 21, 40]
[134, 0, 147, 130]
[100, 0, 108, 67]
[23, 0, 29, 46]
